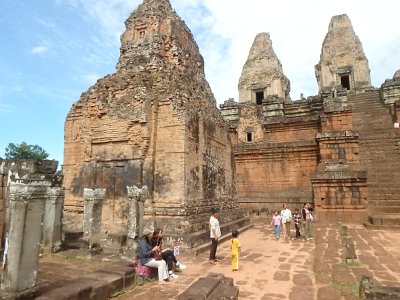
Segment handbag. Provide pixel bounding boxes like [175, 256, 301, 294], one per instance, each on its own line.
[153, 248, 163, 260]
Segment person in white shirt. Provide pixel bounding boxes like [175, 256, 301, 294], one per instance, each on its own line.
[209, 207, 221, 264]
[280, 203, 292, 240]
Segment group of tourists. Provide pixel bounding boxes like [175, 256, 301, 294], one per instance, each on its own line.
[137, 227, 186, 283]
[137, 202, 314, 282]
[271, 202, 314, 240]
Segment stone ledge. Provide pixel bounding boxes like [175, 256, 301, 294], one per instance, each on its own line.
[26, 265, 133, 300]
[360, 276, 400, 299]
[177, 273, 238, 300]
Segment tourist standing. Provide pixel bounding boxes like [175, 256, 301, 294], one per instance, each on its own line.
[280, 204, 292, 239]
[271, 210, 281, 239]
[231, 229, 241, 271]
[293, 208, 302, 240]
[138, 228, 169, 283]
[209, 207, 221, 264]
[301, 203, 313, 240]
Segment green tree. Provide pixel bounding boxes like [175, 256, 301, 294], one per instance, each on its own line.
[5, 142, 49, 159]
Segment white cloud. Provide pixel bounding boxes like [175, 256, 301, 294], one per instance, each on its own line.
[81, 73, 101, 85]
[31, 46, 49, 54]
[74, 0, 139, 44]
[61, 0, 400, 103]
[169, 0, 400, 102]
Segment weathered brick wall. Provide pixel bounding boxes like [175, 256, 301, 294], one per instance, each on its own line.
[63, 96, 150, 232]
[264, 120, 319, 142]
[235, 140, 318, 214]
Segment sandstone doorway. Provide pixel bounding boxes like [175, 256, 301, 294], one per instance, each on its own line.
[340, 74, 350, 90]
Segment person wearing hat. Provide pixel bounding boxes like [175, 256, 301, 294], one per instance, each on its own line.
[151, 228, 186, 279]
[138, 227, 169, 282]
[209, 207, 221, 264]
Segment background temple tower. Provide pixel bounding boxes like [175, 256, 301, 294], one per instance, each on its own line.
[63, 0, 247, 249]
[315, 14, 371, 94]
[238, 33, 291, 104]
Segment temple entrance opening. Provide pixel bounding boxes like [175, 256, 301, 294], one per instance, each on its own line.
[340, 74, 351, 90]
[255, 91, 264, 105]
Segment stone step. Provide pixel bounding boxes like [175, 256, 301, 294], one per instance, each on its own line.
[367, 168, 400, 174]
[369, 195, 400, 201]
[368, 213, 400, 225]
[368, 191, 400, 197]
[285, 112, 311, 118]
[368, 190, 400, 196]
[353, 107, 391, 112]
[177, 273, 239, 300]
[369, 206, 400, 214]
[366, 171, 400, 177]
[368, 183, 399, 188]
[363, 221, 400, 230]
[359, 141, 399, 146]
[369, 184, 400, 189]
[369, 191, 400, 197]
[368, 184, 400, 189]
[368, 200, 400, 206]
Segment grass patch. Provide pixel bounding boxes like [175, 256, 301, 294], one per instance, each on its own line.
[110, 274, 157, 298]
[330, 280, 360, 298]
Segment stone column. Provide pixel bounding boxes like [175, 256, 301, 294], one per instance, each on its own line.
[82, 188, 106, 250]
[0, 174, 5, 252]
[126, 185, 148, 255]
[1, 181, 48, 299]
[42, 187, 64, 253]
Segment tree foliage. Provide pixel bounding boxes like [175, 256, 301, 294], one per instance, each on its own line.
[4, 142, 49, 160]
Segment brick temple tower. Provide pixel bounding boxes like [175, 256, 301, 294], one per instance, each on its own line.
[63, 0, 248, 249]
[315, 14, 371, 95]
[238, 32, 291, 104]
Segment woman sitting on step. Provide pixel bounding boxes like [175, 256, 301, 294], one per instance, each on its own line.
[151, 228, 187, 279]
[138, 228, 169, 283]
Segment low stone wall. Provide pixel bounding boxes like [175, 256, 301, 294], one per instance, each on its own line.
[359, 276, 400, 299]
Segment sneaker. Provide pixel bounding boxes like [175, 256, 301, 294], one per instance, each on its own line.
[176, 262, 187, 270]
[169, 272, 179, 279]
[306, 238, 310, 240]
[309, 237, 313, 240]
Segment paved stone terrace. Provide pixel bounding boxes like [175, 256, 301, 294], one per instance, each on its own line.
[3, 219, 400, 299]
[114, 220, 400, 299]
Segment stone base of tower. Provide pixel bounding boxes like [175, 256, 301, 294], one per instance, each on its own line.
[316, 207, 368, 223]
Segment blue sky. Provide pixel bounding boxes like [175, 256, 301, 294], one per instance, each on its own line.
[1, 0, 399, 167]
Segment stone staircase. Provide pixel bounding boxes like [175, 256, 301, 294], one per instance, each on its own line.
[284, 101, 311, 117]
[348, 90, 400, 227]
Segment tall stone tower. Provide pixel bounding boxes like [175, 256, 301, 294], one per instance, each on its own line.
[63, 0, 246, 248]
[238, 32, 291, 104]
[315, 14, 371, 94]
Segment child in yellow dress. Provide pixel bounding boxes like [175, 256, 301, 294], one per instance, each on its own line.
[231, 229, 241, 271]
